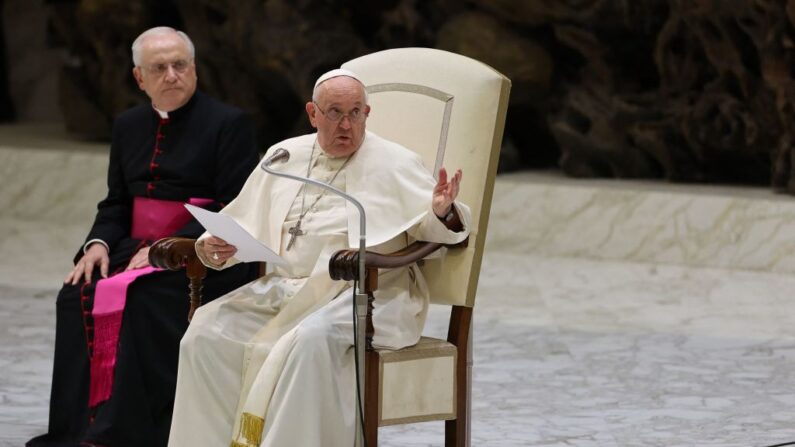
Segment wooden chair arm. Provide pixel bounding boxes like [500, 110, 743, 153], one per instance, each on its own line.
[328, 237, 468, 282]
[149, 237, 206, 321]
[329, 205, 467, 281]
[149, 237, 200, 270]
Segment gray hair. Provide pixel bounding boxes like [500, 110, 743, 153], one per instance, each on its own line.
[131, 26, 195, 67]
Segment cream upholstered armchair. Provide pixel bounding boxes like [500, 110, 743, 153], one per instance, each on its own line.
[327, 48, 510, 446]
[149, 48, 510, 446]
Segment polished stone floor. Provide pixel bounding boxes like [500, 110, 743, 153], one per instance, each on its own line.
[2, 126, 795, 446]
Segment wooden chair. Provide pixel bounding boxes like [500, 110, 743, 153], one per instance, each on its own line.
[328, 48, 510, 446]
[150, 48, 510, 446]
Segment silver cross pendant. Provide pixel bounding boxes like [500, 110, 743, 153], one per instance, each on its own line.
[286, 220, 304, 251]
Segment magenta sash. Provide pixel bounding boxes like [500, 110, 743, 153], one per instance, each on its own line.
[132, 196, 212, 240]
[88, 197, 212, 408]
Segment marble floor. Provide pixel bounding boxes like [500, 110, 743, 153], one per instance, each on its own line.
[4, 250, 795, 446]
[2, 127, 795, 446]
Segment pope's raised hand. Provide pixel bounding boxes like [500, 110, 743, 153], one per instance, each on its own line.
[432, 167, 462, 218]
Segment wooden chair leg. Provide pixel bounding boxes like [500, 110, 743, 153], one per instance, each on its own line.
[445, 306, 472, 447]
[444, 372, 470, 447]
[365, 349, 380, 446]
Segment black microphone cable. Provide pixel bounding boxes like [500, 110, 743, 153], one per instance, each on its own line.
[763, 442, 795, 447]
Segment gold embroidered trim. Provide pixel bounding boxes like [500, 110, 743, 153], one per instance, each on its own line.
[230, 412, 265, 447]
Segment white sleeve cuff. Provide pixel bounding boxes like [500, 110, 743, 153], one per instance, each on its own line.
[83, 239, 109, 254]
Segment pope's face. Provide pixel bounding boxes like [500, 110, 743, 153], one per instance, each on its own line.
[132, 33, 197, 112]
[306, 76, 370, 158]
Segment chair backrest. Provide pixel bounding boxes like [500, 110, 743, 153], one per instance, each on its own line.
[342, 48, 510, 307]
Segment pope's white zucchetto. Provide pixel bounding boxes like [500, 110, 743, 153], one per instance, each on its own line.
[314, 68, 363, 87]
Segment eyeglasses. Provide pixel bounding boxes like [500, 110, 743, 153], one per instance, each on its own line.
[313, 102, 366, 123]
[141, 59, 192, 76]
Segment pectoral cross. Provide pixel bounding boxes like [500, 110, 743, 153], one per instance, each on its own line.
[286, 220, 304, 251]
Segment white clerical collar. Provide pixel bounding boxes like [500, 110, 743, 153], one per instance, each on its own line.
[152, 106, 169, 119]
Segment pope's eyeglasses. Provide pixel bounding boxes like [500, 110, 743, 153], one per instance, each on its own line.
[313, 102, 366, 123]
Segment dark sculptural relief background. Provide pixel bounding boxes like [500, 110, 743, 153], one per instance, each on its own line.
[17, 0, 795, 192]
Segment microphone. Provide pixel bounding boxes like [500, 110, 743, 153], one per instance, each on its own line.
[260, 147, 290, 170]
[259, 145, 368, 447]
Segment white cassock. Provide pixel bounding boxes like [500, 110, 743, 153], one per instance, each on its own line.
[168, 131, 470, 447]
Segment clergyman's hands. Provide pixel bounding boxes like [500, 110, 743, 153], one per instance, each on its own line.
[202, 235, 237, 266]
[125, 246, 151, 271]
[432, 167, 462, 218]
[65, 243, 109, 285]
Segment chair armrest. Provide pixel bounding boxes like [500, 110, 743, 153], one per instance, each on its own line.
[328, 238, 468, 282]
[149, 237, 200, 270]
[149, 237, 206, 322]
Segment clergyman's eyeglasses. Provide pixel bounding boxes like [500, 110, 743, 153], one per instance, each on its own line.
[142, 59, 192, 76]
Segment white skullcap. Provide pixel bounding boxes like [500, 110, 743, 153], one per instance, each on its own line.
[314, 68, 363, 87]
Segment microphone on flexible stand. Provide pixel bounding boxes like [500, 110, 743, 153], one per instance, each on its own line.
[260, 147, 290, 168]
[260, 147, 368, 447]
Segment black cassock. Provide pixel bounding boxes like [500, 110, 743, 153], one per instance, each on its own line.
[28, 91, 261, 447]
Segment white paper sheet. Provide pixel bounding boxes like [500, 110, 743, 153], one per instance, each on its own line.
[184, 204, 285, 265]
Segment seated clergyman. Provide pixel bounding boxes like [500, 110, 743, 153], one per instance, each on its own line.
[168, 69, 471, 447]
[28, 27, 259, 447]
